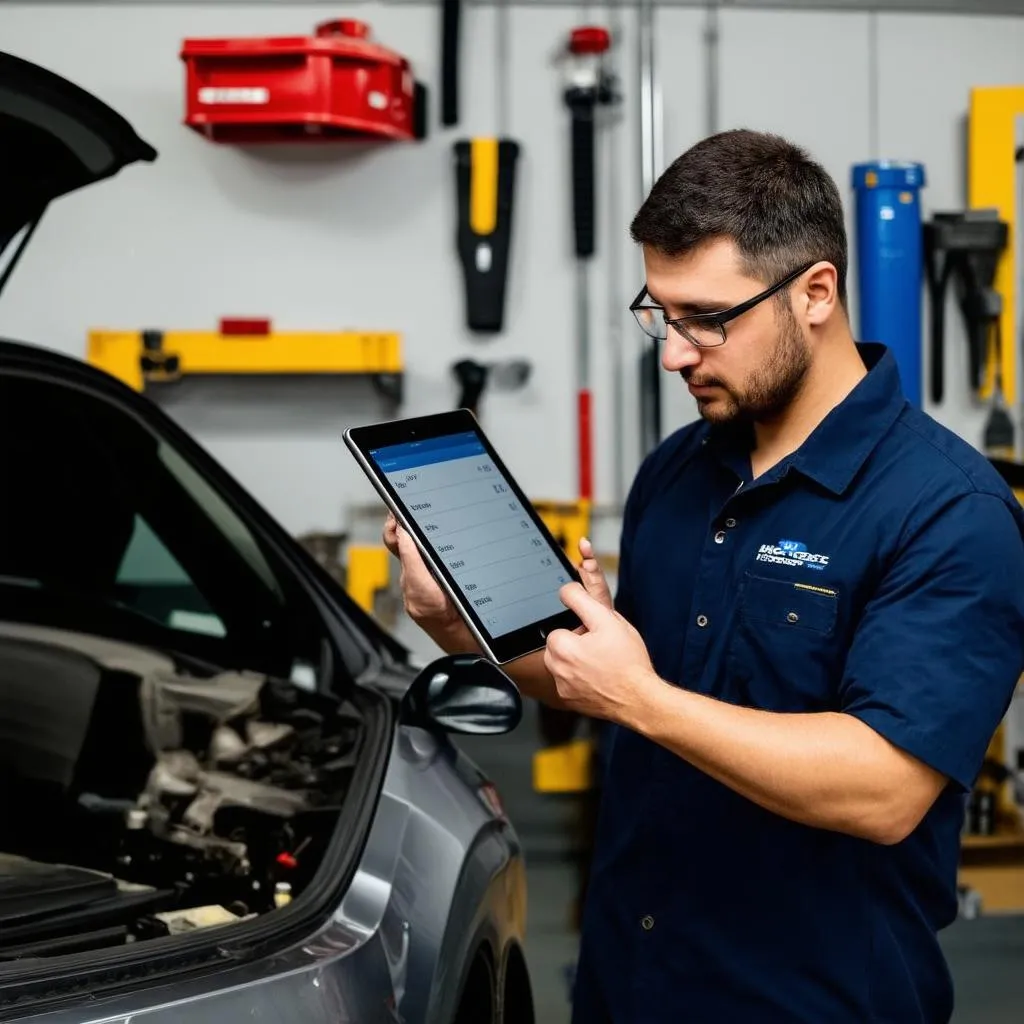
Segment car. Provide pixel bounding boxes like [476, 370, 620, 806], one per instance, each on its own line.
[0, 49, 534, 1024]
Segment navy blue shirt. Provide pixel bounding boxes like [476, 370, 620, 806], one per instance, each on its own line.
[574, 343, 1024, 1023]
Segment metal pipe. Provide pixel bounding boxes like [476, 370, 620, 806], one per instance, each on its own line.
[637, 0, 663, 457]
[704, 2, 720, 136]
[496, 0, 510, 136]
[606, 0, 627, 504]
[638, 0, 656, 199]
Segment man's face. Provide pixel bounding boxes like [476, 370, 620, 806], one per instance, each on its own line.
[642, 239, 811, 425]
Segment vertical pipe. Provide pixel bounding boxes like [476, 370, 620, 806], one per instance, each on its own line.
[607, 0, 627, 504]
[495, 0, 510, 137]
[705, 2, 720, 136]
[637, 0, 661, 457]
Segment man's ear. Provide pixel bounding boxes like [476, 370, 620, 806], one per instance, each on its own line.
[802, 261, 839, 327]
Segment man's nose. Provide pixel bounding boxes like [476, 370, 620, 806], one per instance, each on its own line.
[661, 333, 703, 373]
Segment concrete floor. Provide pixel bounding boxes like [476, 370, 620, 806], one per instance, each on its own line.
[455, 703, 1024, 1024]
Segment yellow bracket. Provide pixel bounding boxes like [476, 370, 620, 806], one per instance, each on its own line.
[533, 498, 591, 564]
[967, 86, 1024, 404]
[533, 737, 595, 794]
[345, 545, 391, 616]
[87, 329, 403, 397]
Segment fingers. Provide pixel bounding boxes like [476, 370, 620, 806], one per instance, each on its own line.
[577, 536, 613, 609]
[394, 523, 440, 591]
[382, 512, 400, 556]
[559, 581, 615, 631]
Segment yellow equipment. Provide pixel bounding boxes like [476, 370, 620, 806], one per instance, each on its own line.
[345, 545, 392, 617]
[87, 327, 403, 402]
[967, 85, 1024, 405]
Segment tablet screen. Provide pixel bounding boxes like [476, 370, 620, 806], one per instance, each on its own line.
[369, 431, 572, 638]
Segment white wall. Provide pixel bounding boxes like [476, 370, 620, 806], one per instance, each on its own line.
[2, 3, 1024, 542]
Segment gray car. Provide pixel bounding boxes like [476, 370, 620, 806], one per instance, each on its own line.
[0, 50, 534, 1024]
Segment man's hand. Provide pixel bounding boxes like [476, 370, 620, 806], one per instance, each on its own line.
[544, 581, 661, 722]
[382, 512, 466, 644]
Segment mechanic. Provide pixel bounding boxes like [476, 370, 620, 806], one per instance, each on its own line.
[384, 129, 1024, 1023]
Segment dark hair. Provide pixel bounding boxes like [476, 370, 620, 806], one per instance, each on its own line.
[630, 129, 848, 308]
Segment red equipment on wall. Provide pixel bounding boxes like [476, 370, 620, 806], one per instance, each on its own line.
[180, 19, 427, 144]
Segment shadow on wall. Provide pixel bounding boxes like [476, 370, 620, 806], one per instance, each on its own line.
[147, 374, 403, 434]
[196, 139, 445, 231]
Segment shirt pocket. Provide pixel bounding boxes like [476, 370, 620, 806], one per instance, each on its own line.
[726, 572, 841, 711]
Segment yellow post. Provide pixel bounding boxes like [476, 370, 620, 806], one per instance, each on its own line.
[967, 86, 1024, 405]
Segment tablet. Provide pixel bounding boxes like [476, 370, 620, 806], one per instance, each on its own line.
[344, 410, 582, 664]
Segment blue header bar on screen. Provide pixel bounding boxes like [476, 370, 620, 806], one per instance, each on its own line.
[370, 432, 485, 472]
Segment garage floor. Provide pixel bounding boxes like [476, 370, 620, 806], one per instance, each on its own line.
[456, 703, 1024, 1024]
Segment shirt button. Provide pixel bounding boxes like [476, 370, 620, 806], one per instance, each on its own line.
[725, 518, 737, 528]
[696, 614, 709, 628]
[714, 530, 726, 544]
[641, 915, 655, 931]
[787, 611, 800, 623]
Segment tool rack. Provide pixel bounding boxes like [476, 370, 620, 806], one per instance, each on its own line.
[87, 325, 403, 403]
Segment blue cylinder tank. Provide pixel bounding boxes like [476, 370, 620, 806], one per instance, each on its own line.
[850, 161, 927, 407]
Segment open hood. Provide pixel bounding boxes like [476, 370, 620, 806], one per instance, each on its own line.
[0, 50, 157, 294]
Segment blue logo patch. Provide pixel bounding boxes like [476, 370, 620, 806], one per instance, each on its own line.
[756, 538, 830, 570]
[778, 539, 807, 554]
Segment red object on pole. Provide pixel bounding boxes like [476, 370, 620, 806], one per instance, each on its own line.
[568, 26, 611, 56]
[577, 388, 593, 502]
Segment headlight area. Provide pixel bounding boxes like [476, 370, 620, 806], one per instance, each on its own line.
[0, 623, 393, 1017]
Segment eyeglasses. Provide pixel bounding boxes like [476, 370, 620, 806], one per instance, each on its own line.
[629, 261, 816, 347]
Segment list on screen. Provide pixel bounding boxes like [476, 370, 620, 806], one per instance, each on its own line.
[370, 432, 571, 637]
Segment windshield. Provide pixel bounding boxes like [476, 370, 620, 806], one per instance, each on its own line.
[0, 371, 366, 686]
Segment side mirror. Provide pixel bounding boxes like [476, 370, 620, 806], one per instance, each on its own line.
[400, 654, 522, 735]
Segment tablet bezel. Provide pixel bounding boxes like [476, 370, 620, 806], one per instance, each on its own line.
[344, 409, 583, 664]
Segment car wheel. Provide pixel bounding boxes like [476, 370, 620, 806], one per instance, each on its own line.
[502, 945, 535, 1024]
[453, 950, 496, 1024]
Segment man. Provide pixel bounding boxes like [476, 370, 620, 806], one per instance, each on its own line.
[385, 129, 1024, 1022]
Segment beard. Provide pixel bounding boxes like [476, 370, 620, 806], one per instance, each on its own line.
[683, 306, 811, 424]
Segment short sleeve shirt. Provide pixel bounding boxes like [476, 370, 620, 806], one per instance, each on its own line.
[574, 343, 1024, 1024]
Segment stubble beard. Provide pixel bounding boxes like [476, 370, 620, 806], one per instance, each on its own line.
[686, 306, 812, 426]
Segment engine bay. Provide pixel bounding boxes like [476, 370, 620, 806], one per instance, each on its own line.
[0, 621, 363, 959]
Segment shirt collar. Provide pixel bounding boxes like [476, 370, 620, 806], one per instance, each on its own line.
[706, 343, 907, 495]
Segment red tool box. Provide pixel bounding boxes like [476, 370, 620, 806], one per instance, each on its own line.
[180, 19, 426, 144]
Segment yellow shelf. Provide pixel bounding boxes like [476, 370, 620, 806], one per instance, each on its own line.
[87, 328, 402, 397]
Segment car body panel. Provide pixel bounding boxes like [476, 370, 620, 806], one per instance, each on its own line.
[0, 45, 531, 1020]
[0, 343, 531, 1023]
[0, 724, 525, 1024]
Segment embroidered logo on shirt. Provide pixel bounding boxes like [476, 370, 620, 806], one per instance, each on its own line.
[755, 539, 830, 571]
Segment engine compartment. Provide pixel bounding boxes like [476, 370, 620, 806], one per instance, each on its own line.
[0, 622, 363, 958]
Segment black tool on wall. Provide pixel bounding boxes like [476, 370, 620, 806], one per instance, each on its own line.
[451, 358, 531, 416]
[440, 0, 461, 127]
[452, 0, 520, 334]
[561, 24, 618, 506]
[923, 209, 1013, 456]
[454, 139, 521, 333]
[923, 210, 1008, 403]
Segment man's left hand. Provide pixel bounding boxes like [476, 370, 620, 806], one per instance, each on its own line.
[543, 582, 661, 723]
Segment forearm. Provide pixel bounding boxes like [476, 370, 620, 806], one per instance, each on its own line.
[626, 676, 936, 844]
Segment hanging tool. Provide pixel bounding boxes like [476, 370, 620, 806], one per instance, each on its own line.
[561, 24, 618, 507]
[451, 357, 531, 416]
[452, 0, 520, 333]
[440, 0, 461, 127]
[923, 209, 1013, 454]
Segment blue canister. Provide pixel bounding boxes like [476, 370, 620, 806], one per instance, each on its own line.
[850, 161, 927, 407]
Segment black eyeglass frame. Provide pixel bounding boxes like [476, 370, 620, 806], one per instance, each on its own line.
[629, 260, 818, 347]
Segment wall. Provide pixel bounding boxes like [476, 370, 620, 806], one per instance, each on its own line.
[3, 2, 1024, 546]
